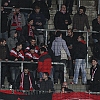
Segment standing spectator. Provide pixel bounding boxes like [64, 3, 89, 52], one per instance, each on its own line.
[8, 6, 25, 40]
[54, 4, 72, 38]
[65, 28, 77, 78]
[73, 6, 90, 37]
[0, 39, 10, 88]
[51, 31, 71, 84]
[7, 30, 18, 51]
[65, 0, 74, 15]
[92, 14, 100, 43]
[9, 42, 24, 88]
[89, 58, 100, 92]
[72, 36, 87, 84]
[29, 6, 46, 45]
[1, 6, 8, 41]
[16, 66, 35, 90]
[32, 0, 50, 20]
[93, 39, 100, 65]
[22, 18, 35, 47]
[39, 72, 54, 92]
[38, 47, 52, 81]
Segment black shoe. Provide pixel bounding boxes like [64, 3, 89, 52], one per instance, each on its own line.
[82, 83, 87, 85]
[1, 85, 5, 89]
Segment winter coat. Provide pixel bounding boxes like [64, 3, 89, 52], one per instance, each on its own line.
[54, 11, 72, 30]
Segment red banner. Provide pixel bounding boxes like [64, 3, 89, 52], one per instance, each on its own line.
[52, 92, 100, 100]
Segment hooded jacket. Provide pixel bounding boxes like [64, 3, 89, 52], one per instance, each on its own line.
[51, 37, 70, 57]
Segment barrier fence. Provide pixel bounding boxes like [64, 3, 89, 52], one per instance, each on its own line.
[0, 61, 66, 89]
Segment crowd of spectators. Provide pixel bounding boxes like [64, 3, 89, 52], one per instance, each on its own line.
[0, 0, 100, 93]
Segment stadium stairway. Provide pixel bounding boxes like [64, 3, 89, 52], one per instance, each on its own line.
[3, 0, 97, 92]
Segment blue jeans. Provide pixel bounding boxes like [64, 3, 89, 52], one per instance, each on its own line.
[0, 31, 8, 41]
[73, 59, 87, 84]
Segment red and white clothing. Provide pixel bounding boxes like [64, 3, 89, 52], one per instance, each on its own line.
[24, 45, 39, 54]
[25, 52, 39, 61]
[20, 72, 33, 90]
[10, 48, 24, 61]
[28, 24, 34, 37]
[11, 13, 22, 31]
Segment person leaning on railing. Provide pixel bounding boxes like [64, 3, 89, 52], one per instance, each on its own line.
[9, 42, 24, 89]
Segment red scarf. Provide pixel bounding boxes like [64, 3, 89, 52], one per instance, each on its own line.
[12, 13, 22, 31]
[80, 40, 86, 44]
[28, 25, 34, 37]
[20, 72, 33, 90]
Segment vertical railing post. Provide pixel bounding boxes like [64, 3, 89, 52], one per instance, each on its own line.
[64, 64, 66, 82]
[45, 29, 48, 45]
[98, 0, 100, 14]
[21, 62, 23, 72]
[0, 62, 1, 89]
[87, 31, 89, 68]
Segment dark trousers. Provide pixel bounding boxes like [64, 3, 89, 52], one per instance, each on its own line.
[90, 81, 100, 92]
[53, 56, 64, 84]
[1, 66, 9, 85]
[65, 0, 74, 14]
[47, 0, 52, 8]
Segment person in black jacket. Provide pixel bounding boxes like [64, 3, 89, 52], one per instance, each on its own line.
[89, 58, 100, 92]
[22, 18, 35, 47]
[92, 14, 100, 43]
[0, 38, 10, 88]
[29, 6, 46, 45]
[39, 72, 54, 92]
[16, 66, 35, 90]
[32, 0, 50, 20]
[93, 38, 100, 65]
[72, 35, 87, 84]
[54, 4, 71, 39]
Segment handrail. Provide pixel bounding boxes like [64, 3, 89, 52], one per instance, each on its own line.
[0, 61, 66, 89]
[4, 7, 33, 10]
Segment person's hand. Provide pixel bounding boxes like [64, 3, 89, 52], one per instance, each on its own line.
[5, 59, 8, 61]
[65, 20, 68, 24]
[31, 60, 34, 62]
[32, 26, 35, 30]
[38, 22, 42, 26]
[87, 29, 90, 32]
[68, 46, 72, 49]
[4, 2, 8, 6]
[15, 58, 18, 61]
[73, 29, 77, 31]
[68, 56, 71, 60]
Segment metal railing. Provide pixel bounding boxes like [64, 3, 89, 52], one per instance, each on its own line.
[0, 61, 66, 89]
[98, 0, 100, 14]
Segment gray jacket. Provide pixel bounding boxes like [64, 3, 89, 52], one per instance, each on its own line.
[7, 31, 18, 51]
[8, 12, 25, 31]
[51, 37, 70, 57]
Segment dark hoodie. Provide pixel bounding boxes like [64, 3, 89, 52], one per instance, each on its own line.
[74, 40, 87, 59]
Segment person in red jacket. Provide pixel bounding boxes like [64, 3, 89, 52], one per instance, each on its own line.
[38, 47, 52, 81]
